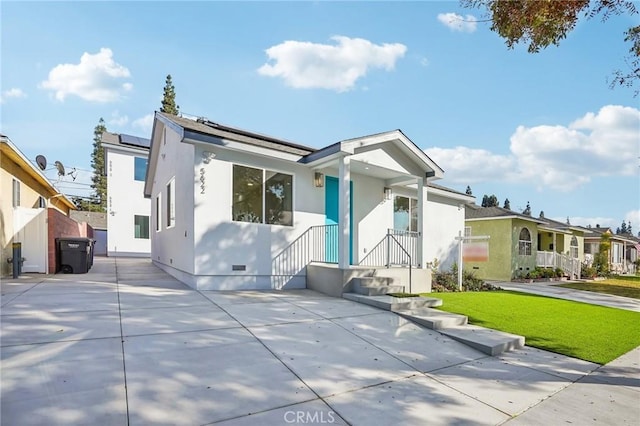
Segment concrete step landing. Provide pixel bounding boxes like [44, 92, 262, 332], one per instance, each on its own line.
[342, 293, 443, 311]
[395, 308, 468, 330]
[439, 324, 525, 356]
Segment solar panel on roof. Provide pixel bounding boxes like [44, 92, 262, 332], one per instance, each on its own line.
[120, 133, 150, 148]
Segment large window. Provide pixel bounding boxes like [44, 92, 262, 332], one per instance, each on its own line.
[518, 227, 532, 256]
[12, 179, 20, 207]
[134, 157, 147, 181]
[232, 165, 293, 226]
[134, 215, 150, 239]
[393, 196, 418, 232]
[570, 236, 579, 258]
[166, 179, 175, 227]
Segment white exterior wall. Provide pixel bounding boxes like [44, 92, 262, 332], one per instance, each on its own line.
[191, 144, 325, 290]
[150, 126, 195, 276]
[106, 147, 151, 257]
[424, 191, 466, 270]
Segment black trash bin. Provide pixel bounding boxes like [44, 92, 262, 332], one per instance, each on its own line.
[87, 239, 95, 269]
[56, 238, 92, 274]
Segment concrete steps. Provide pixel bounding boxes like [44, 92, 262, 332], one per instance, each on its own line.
[343, 292, 525, 356]
[351, 276, 405, 296]
[395, 308, 468, 330]
[439, 325, 525, 356]
[343, 293, 442, 311]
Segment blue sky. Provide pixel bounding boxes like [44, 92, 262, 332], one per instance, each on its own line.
[2, 1, 639, 231]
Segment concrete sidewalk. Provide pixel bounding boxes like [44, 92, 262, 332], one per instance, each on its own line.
[1, 258, 638, 425]
[498, 281, 640, 312]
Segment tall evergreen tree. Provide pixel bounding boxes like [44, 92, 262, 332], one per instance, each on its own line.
[627, 221, 633, 235]
[481, 194, 499, 207]
[620, 220, 628, 234]
[522, 201, 531, 216]
[503, 198, 510, 209]
[465, 185, 472, 195]
[481, 195, 489, 207]
[85, 118, 107, 212]
[160, 74, 179, 115]
[539, 210, 545, 218]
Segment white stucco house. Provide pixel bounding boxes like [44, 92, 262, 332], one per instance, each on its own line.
[143, 112, 473, 292]
[102, 132, 151, 257]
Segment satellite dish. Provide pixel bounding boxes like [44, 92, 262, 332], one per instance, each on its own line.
[35, 155, 47, 171]
[54, 161, 66, 177]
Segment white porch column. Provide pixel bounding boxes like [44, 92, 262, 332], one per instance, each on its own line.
[338, 156, 351, 269]
[416, 177, 424, 268]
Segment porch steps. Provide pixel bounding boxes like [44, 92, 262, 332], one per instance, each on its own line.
[343, 293, 525, 356]
[438, 325, 525, 356]
[342, 293, 443, 311]
[394, 308, 468, 330]
[351, 276, 406, 296]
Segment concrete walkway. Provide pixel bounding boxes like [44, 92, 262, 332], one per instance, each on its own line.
[497, 281, 640, 312]
[1, 258, 638, 425]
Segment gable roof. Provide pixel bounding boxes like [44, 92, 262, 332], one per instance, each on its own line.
[157, 112, 316, 156]
[0, 135, 76, 210]
[584, 227, 638, 243]
[465, 205, 547, 224]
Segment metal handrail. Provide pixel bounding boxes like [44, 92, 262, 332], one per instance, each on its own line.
[387, 234, 412, 294]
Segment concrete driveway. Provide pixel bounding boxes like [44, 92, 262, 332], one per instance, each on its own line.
[1, 258, 638, 425]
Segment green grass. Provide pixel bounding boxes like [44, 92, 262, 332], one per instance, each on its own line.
[555, 281, 640, 299]
[422, 291, 640, 364]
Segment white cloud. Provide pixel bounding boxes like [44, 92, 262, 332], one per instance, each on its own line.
[132, 113, 154, 135]
[425, 146, 515, 184]
[426, 105, 640, 192]
[40, 48, 132, 102]
[437, 13, 478, 33]
[258, 36, 407, 92]
[109, 110, 129, 127]
[0, 88, 27, 103]
[625, 210, 640, 228]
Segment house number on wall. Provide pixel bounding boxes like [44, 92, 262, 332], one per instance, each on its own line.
[200, 168, 206, 194]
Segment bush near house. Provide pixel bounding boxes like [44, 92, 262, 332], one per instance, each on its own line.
[432, 265, 502, 292]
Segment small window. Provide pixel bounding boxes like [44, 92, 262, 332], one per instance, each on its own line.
[12, 179, 20, 207]
[38, 196, 46, 208]
[155, 194, 161, 231]
[464, 226, 472, 237]
[166, 179, 175, 227]
[134, 215, 149, 239]
[134, 157, 147, 181]
[518, 227, 532, 256]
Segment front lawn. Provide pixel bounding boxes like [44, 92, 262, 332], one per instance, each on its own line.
[555, 278, 640, 299]
[423, 290, 640, 364]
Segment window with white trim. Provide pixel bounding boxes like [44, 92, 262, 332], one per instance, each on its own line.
[166, 179, 175, 228]
[393, 196, 418, 232]
[464, 226, 472, 237]
[232, 165, 293, 226]
[518, 227, 532, 256]
[155, 194, 161, 231]
[570, 236, 579, 258]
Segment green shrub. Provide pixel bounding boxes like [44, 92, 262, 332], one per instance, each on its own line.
[431, 265, 501, 292]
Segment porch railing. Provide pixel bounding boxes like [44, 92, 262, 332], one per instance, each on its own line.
[536, 251, 581, 279]
[359, 229, 419, 268]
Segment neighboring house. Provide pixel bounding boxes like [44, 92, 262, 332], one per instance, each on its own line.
[1, 135, 88, 275]
[584, 227, 638, 274]
[143, 112, 473, 291]
[69, 211, 108, 256]
[102, 132, 151, 257]
[464, 205, 583, 281]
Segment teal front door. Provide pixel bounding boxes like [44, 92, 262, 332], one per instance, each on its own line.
[325, 176, 353, 264]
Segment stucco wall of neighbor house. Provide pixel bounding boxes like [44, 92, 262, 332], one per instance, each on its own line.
[150, 125, 195, 276]
[464, 219, 513, 281]
[191, 143, 323, 290]
[106, 148, 151, 257]
[512, 219, 539, 278]
[423, 191, 466, 271]
[1, 157, 70, 276]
